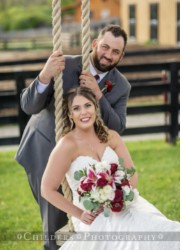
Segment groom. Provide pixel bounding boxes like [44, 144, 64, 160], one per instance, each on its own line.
[16, 25, 131, 250]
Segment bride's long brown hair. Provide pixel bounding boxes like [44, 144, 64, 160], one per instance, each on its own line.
[62, 86, 109, 143]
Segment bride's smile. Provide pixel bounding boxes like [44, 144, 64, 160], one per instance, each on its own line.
[70, 95, 96, 129]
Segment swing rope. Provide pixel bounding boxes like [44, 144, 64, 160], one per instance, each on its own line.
[52, 0, 64, 142]
[81, 0, 91, 71]
[52, 0, 91, 233]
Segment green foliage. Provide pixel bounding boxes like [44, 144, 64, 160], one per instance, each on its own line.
[126, 139, 180, 221]
[0, 139, 179, 249]
[0, 5, 52, 31]
[74, 168, 87, 181]
[0, 1, 76, 31]
[103, 206, 110, 217]
[0, 151, 42, 249]
[47, 0, 75, 6]
[83, 199, 95, 211]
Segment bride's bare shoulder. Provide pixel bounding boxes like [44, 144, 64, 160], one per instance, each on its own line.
[54, 132, 77, 158]
[107, 129, 123, 148]
[107, 129, 121, 139]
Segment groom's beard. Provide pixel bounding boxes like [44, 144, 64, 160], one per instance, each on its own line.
[92, 48, 120, 72]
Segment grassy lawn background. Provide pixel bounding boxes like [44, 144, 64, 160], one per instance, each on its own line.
[0, 139, 180, 250]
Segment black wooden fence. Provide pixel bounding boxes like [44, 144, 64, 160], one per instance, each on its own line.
[119, 61, 180, 143]
[0, 58, 180, 146]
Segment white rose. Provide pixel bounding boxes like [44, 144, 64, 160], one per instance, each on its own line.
[122, 185, 131, 195]
[115, 170, 125, 182]
[95, 161, 110, 173]
[99, 185, 115, 202]
[90, 188, 100, 202]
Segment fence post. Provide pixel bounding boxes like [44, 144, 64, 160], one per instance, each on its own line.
[15, 73, 29, 140]
[161, 70, 170, 142]
[169, 62, 179, 144]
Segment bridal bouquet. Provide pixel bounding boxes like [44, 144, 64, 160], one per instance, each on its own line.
[74, 158, 136, 217]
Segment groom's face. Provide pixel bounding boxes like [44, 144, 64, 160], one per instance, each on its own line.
[91, 31, 125, 72]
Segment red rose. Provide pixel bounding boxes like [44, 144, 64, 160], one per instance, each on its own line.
[110, 163, 118, 175]
[112, 189, 123, 212]
[80, 180, 93, 191]
[97, 177, 108, 188]
[105, 80, 113, 92]
[113, 189, 123, 202]
[111, 201, 123, 212]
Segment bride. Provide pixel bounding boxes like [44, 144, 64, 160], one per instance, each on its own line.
[41, 86, 179, 250]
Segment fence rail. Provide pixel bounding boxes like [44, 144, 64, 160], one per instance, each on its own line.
[0, 59, 180, 146]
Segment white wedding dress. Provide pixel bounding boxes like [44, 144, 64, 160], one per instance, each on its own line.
[59, 146, 180, 250]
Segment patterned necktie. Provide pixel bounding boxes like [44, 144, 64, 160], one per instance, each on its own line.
[94, 74, 100, 82]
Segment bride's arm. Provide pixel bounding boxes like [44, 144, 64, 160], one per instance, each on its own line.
[41, 137, 97, 225]
[108, 130, 138, 188]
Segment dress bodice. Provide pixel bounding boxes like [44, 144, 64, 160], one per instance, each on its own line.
[66, 146, 119, 207]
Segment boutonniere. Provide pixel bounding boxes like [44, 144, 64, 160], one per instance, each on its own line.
[101, 80, 115, 93]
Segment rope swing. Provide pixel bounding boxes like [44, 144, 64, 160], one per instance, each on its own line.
[81, 0, 91, 71]
[52, 0, 74, 232]
[52, 0, 91, 236]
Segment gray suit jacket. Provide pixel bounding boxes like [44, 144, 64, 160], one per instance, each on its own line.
[15, 55, 131, 174]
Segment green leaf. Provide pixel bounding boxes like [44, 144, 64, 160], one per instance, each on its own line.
[83, 168, 87, 176]
[123, 190, 126, 200]
[83, 200, 94, 211]
[126, 167, 136, 177]
[103, 206, 110, 217]
[126, 191, 134, 201]
[74, 171, 82, 181]
[117, 166, 125, 171]
[118, 157, 124, 166]
[93, 202, 100, 211]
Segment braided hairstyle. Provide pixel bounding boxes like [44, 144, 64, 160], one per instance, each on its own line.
[62, 86, 109, 143]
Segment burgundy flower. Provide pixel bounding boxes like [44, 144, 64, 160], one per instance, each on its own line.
[97, 177, 108, 187]
[111, 189, 124, 212]
[101, 80, 115, 93]
[110, 163, 118, 175]
[111, 201, 123, 212]
[80, 180, 94, 191]
[113, 189, 123, 202]
[105, 80, 113, 91]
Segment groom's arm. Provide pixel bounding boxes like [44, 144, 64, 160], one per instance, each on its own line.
[99, 73, 131, 135]
[20, 51, 65, 115]
[20, 77, 54, 115]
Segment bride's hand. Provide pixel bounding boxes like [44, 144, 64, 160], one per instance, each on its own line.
[80, 211, 97, 225]
[95, 205, 104, 215]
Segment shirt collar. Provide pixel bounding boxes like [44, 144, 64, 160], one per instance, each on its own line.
[89, 60, 108, 82]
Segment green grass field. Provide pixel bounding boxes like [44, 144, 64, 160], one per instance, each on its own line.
[0, 140, 180, 250]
